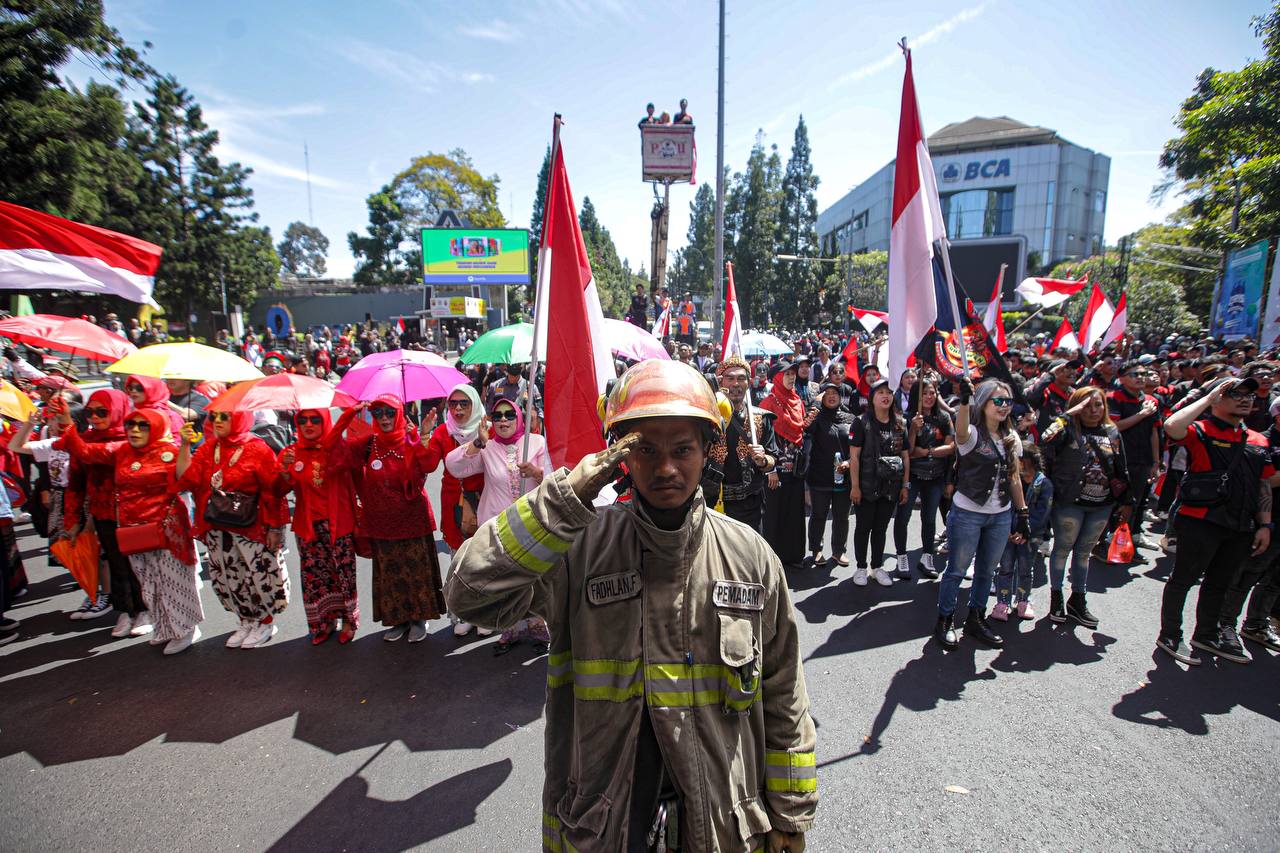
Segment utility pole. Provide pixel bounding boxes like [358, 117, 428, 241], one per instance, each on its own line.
[712, 0, 726, 340]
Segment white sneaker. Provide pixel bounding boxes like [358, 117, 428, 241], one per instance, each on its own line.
[68, 594, 93, 620]
[894, 553, 911, 579]
[919, 553, 936, 575]
[81, 596, 113, 620]
[853, 567, 869, 586]
[964, 562, 975, 580]
[872, 567, 894, 587]
[110, 613, 134, 638]
[164, 626, 201, 655]
[476, 627, 494, 637]
[452, 621, 474, 638]
[241, 622, 277, 649]
[129, 612, 154, 637]
[225, 620, 254, 648]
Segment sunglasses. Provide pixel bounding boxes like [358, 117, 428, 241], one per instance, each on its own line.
[1226, 390, 1255, 401]
[208, 411, 232, 423]
[369, 407, 396, 419]
[86, 406, 110, 418]
[296, 415, 325, 425]
[124, 420, 151, 431]
[990, 397, 1014, 407]
[491, 410, 519, 421]
[447, 398, 472, 408]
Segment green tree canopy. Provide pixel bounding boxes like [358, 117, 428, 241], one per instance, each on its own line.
[277, 221, 329, 277]
[775, 116, 821, 328]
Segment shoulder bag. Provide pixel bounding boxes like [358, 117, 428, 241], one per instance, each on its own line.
[204, 444, 260, 528]
[1178, 423, 1246, 508]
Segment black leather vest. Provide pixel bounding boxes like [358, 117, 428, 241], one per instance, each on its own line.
[955, 428, 1010, 508]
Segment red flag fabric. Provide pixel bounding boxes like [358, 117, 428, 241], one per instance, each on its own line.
[1015, 275, 1088, 308]
[1050, 317, 1081, 353]
[531, 135, 612, 469]
[721, 262, 743, 358]
[851, 308, 887, 333]
[1079, 283, 1115, 354]
[1099, 292, 1127, 351]
[981, 270, 1007, 353]
[887, 48, 946, 385]
[0, 200, 162, 306]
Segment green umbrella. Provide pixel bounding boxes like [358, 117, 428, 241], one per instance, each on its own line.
[459, 322, 534, 364]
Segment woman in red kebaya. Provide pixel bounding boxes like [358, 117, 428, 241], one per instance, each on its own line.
[123, 374, 184, 436]
[63, 389, 148, 639]
[56, 407, 204, 654]
[328, 394, 445, 644]
[424, 382, 487, 638]
[175, 408, 290, 650]
[277, 409, 360, 645]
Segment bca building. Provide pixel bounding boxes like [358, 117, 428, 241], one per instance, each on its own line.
[816, 116, 1110, 303]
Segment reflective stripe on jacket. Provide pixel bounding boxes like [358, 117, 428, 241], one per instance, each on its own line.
[446, 469, 818, 852]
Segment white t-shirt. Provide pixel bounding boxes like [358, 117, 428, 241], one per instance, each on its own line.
[952, 428, 1021, 514]
[28, 437, 72, 488]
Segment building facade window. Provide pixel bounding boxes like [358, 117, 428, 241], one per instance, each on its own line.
[1094, 190, 1106, 213]
[1041, 181, 1057, 260]
[940, 188, 1014, 239]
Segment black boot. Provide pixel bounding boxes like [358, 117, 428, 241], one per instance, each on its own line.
[1049, 589, 1066, 623]
[1067, 591, 1099, 628]
[934, 615, 959, 650]
[964, 609, 1004, 647]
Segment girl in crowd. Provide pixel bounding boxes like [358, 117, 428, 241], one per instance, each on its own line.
[804, 382, 853, 566]
[893, 376, 955, 579]
[65, 389, 147, 637]
[1040, 386, 1132, 627]
[328, 394, 446, 644]
[124, 374, 184, 436]
[446, 397, 552, 654]
[278, 409, 359, 645]
[759, 361, 811, 570]
[934, 377, 1029, 650]
[176, 409, 290, 649]
[849, 378, 910, 586]
[992, 444, 1052, 621]
[58, 405, 203, 653]
[425, 382, 487, 638]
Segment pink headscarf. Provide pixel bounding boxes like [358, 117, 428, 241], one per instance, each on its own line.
[490, 399, 525, 446]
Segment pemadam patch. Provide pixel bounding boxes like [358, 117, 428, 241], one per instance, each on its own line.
[713, 580, 765, 611]
[586, 570, 642, 606]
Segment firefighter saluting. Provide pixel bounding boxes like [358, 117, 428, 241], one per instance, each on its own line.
[447, 359, 817, 852]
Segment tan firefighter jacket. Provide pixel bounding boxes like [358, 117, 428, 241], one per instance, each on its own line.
[446, 469, 818, 852]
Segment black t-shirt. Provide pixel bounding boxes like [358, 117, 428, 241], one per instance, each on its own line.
[1107, 388, 1158, 466]
[850, 413, 904, 457]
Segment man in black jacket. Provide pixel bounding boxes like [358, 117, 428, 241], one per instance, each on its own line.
[703, 356, 778, 532]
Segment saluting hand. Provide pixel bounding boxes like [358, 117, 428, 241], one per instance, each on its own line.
[567, 432, 640, 502]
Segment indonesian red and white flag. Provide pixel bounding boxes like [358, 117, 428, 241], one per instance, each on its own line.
[531, 133, 612, 469]
[1079, 283, 1115, 354]
[721, 261, 743, 358]
[1015, 275, 1088, 308]
[982, 267, 1008, 353]
[1050, 317, 1081, 353]
[0, 200, 162, 306]
[887, 49, 946, 384]
[396, 316, 406, 334]
[851, 308, 887, 334]
[651, 302, 671, 339]
[1099, 291, 1127, 351]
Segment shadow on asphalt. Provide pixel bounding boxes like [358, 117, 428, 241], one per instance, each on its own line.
[267, 753, 514, 852]
[1112, 649, 1280, 734]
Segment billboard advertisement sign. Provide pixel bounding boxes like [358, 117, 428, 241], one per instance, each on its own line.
[429, 296, 486, 319]
[422, 228, 530, 285]
[1212, 239, 1271, 340]
[1259, 243, 1280, 346]
[641, 125, 695, 182]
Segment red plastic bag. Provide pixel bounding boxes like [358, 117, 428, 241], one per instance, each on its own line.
[50, 531, 101, 601]
[1107, 522, 1135, 564]
[1153, 472, 1166, 499]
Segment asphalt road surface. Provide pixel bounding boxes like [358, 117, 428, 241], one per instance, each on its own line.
[2, 472, 1278, 851]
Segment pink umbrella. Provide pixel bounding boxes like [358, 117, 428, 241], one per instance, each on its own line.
[207, 373, 358, 413]
[335, 348, 468, 402]
[601, 318, 671, 361]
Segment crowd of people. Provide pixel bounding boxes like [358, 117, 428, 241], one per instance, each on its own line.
[1, 315, 1279, 673]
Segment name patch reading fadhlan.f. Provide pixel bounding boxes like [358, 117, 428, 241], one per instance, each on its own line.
[587, 570, 642, 605]
[713, 580, 765, 611]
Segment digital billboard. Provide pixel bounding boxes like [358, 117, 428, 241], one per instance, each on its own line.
[421, 227, 530, 285]
[946, 236, 1026, 304]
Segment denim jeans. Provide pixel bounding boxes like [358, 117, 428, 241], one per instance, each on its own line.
[995, 540, 1033, 605]
[937, 506, 1011, 617]
[1049, 503, 1112, 594]
[893, 478, 946, 555]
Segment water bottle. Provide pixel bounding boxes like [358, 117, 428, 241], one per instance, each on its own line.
[833, 452, 844, 485]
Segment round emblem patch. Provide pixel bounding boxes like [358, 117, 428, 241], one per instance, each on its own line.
[294, 461, 305, 472]
[371, 459, 384, 471]
[160, 451, 174, 463]
[130, 462, 142, 471]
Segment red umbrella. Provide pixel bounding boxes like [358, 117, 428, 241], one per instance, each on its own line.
[0, 313, 137, 362]
[207, 373, 358, 413]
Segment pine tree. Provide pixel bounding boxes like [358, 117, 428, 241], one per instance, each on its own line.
[732, 134, 782, 326]
[530, 145, 551, 241]
[777, 116, 821, 327]
[578, 197, 629, 317]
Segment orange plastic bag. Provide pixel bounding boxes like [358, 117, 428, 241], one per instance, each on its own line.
[1107, 522, 1135, 564]
[49, 531, 101, 602]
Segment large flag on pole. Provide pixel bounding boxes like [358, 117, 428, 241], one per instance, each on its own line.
[1015, 275, 1089, 308]
[887, 48, 947, 384]
[981, 265, 1008, 353]
[531, 128, 612, 469]
[0, 200, 162, 306]
[1079, 282, 1115, 354]
[721, 261, 743, 358]
[1050, 316, 1082, 353]
[1099, 291, 1127, 351]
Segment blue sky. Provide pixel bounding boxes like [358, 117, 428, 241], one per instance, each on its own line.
[85, 0, 1272, 279]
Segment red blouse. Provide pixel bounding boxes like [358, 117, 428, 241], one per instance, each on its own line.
[174, 436, 288, 544]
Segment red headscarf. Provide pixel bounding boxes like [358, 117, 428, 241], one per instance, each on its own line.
[759, 369, 805, 445]
[370, 393, 408, 452]
[84, 389, 129, 442]
[125, 407, 174, 448]
[288, 408, 347, 543]
[126, 374, 184, 435]
[214, 409, 256, 446]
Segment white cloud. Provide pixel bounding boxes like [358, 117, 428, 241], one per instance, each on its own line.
[216, 140, 347, 189]
[330, 38, 493, 93]
[198, 90, 348, 190]
[831, 2, 992, 88]
[458, 21, 519, 42]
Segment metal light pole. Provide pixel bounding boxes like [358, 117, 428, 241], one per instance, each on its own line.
[712, 0, 726, 341]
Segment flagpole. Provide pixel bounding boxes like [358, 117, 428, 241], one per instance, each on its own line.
[1007, 303, 1050, 337]
[936, 236, 971, 378]
[523, 114, 562, 487]
[726, 261, 759, 446]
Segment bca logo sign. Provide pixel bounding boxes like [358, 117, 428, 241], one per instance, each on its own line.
[942, 159, 1012, 182]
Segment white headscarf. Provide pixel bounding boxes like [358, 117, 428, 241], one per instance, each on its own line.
[445, 382, 484, 443]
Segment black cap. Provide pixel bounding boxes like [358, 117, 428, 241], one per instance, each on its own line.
[867, 377, 891, 394]
[818, 381, 843, 394]
[1047, 358, 1082, 372]
[768, 359, 796, 380]
[1118, 360, 1143, 376]
[1207, 376, 1260, 396]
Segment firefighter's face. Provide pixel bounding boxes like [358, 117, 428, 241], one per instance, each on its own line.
[625, 418, 706, 510]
